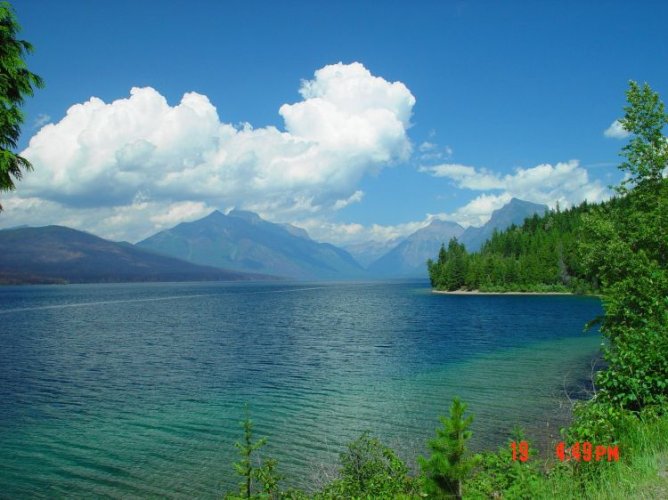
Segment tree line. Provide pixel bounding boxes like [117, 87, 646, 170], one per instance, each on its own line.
[427, 201, 599, 293]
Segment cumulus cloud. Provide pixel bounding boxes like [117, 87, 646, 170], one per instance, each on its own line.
[604, 119, 630, 139]
[246, 157, 611, 246]
[6, 62, 415, 241]
[421, 160, 608, 211]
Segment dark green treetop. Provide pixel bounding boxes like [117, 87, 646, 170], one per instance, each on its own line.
[0, 1, 44, 209]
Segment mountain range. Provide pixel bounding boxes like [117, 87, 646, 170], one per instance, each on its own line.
[136, 209, 366, 281]
[367, 219, 465, 277]
[352, 198, 548, 277]
[0, 225, 273, 284]
[458, 198, 548, 253]
[0, 198, 548, 284]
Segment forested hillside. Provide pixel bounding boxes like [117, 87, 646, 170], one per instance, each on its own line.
[427, 201, 599, 292]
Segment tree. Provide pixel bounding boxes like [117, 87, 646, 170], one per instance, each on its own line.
[419, 397, 480, 499]
[0, 1, 44, 209]
[618, 81, 668, 193]
[319, 431, 415, 498]
[227, 407, 282, 499]
[579, 81, 668, 413]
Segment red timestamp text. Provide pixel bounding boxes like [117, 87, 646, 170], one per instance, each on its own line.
[510, 440, 529, 462]
[555, 441, 620, 462]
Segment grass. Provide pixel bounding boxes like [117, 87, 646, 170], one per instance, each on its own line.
[531, 412, 668, 499]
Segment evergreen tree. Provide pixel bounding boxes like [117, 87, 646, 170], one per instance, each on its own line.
[419, 397, 480, 499]
[227, 407, 282, 499]
[0, 1, 44, 209]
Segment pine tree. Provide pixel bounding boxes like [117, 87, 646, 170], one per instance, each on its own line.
[419, 397, 480, 499]
[227, 407, 282, 499]
[0, 1, 44, 209]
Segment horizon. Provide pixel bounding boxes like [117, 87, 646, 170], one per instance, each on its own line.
[1, 0, 667, 245]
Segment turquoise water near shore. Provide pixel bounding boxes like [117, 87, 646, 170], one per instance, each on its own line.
[0, 281, 602, 496]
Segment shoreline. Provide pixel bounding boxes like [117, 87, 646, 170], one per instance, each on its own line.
[432, 289, 573, 296]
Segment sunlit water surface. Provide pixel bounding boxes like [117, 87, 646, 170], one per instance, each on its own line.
[0, 281, 602, 497]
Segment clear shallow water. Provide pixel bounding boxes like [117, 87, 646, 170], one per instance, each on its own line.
[0, 281, 603, 497]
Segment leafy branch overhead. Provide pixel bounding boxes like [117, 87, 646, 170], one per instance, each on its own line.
[0, 0, 44, 207]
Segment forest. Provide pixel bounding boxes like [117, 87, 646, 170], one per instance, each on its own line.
[427, 201, 597, 293]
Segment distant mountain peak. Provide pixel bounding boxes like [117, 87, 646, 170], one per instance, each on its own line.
[505, 197, 543, 208]
[489, 198, 547, 221]
[227, 209, 263, 224]
[367, 218, 465, 277]
[425, 219, 464, 230]
[203, 210, 225, 220]
[459, 198, 548, 252]
[366, 198, 547, 276]
[280, 222, 311, 240]
[137, 208, 364, 280]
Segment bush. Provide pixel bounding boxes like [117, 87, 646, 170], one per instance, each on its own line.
[317, 431, 415, 499]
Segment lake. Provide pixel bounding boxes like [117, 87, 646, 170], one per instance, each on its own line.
[0, 281, 603, 497]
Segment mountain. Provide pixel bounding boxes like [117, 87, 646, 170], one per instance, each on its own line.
[136, 209, 366, 280]
[367, 220, 465, 277]
[366, 198, 548, 278]
[459, 198, 548, 252]
[0, 226, 272, 285]
[343, 237, 404, 268]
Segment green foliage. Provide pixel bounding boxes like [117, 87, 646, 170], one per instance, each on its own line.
[465, 428, 544, 499]
[0, 1, 44, 207]
[317, 431, 415, 499]
[429, 202, 597, 293]
[429, 238, 468, 291]
[565, 400, 634, 446]
[227, 408, 283, 500]
[578, 82, 668, 413]
[618, 81, 668, 192]
[418, 397, 480, 499]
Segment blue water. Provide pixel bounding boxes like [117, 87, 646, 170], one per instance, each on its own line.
[0, 281, 602, 497]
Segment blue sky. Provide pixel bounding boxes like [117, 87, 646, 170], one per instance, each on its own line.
[3, 0, 667, 245]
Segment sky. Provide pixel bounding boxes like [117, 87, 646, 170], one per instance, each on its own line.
[2, 0, 667, 246]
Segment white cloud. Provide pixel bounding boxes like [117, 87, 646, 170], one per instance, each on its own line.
[421, 160, 608, 207]
[420, 163, 503, 190]
[419, 141, 436, 152]
[284, 156, 612, 245]
[297, 217, 430, 246]
[6, 62, 415, 241]
[419, 160, 610, 229]
[333, 190, 364, 210]
[416, 141, 452, 162]
[604, 119, 630, 139]
[432, 193, 513, 228]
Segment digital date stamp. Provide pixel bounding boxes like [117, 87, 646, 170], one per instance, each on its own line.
[555, 441, 619, 462]
[510, 440, 620, 463]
